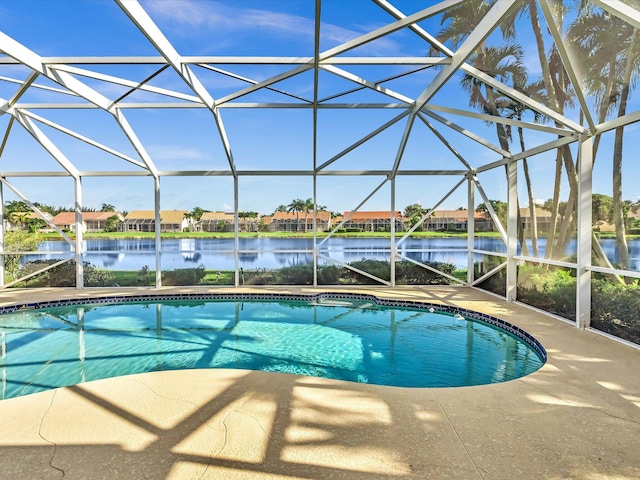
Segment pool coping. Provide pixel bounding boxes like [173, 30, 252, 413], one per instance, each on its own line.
[0, 285, 639, 480]
[0, 290, 547, 363]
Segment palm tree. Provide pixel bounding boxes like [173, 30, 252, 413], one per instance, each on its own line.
[519, 0, 579, 261]
[567, 7, 640, 269]
[287, 198, 305, 232]
[459, 44, 532, 255]
[435, 1, 534, 255]
[302, 198, 314, 232]
[502, 80, 549, 257]
[100, 203, 116, 212]
[4, 200, 28, 215]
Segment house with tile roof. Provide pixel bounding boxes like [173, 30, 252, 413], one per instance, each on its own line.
[51, 211, 124, 233]
[4, 211, 54, 231]
[197, 212, 259, 232]
[118, 210, 190, 232]
[424, 210, 492, 232]
[268, 211, 332, 232]
[341, 211, 406, 232]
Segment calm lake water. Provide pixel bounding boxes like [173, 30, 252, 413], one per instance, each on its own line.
[32, 237, 640, 271]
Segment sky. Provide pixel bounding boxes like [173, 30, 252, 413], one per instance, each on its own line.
[0, 0, 639, 216]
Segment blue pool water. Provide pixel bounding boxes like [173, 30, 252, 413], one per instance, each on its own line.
[0, 297, 545, 399]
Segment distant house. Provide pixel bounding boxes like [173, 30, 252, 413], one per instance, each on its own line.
[268, 211, 332, 232]
[197, 212, 260, 232]
[118, 210, 190, 232]
[341, 211, 406, 232]
[4, 211, 54, 231]
[51, 211, 124, 233]
[198, 212, 234, 232]
[519, 207, 553, 233]
[424, 210, 492, 232]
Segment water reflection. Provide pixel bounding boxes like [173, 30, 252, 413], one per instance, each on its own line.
[29, 237, 640, 272]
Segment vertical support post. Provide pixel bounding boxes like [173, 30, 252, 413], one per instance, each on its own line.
[74, 177, 84, 289]
[390, 176, 396, 287]
[234, 176, 239, 287]
[576, 136, 593, 329]
[311, 0, 321, 288]
[506, 159, 518, 302]
[154, 176, 162, 288]
[1, 330, 5, 400]
[313, 175, 318, 287]
[0, 180, 4, 287]
[467, 174, 475, 286]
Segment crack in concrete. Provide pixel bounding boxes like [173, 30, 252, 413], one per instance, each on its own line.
[131, 379, 224, 480]
[38, 390, 66, 478]
[430, 390, 485, 480]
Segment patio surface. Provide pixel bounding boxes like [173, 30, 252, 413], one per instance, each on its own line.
[0, 286, 639, 480]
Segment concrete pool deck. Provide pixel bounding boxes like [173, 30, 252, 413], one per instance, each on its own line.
[0, 286, 639, 480]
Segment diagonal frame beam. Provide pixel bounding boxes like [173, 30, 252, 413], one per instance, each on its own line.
[116, 0, 237, 177]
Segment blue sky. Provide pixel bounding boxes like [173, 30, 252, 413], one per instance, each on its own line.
[0, 0, 639, 215]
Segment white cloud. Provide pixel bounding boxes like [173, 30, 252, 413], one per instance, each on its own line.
[142, 0, 400, 55]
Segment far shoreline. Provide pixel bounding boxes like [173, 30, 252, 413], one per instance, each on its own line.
[38, 230, 502, 240]
[33, 230, 639, 240]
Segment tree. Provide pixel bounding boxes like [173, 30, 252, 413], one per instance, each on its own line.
[302, 198, 314, 232]
[188, 206, 207, 221]
[476, 200, 508, 231]
[3, 200, 28, 215]
[3, 231, 39, 281]
[25, 217, 47, 233]
[104, 215, 119, 233]
[436, 3, 531, 255]
[592, 194, 614, 225]
[404, 203, 427, 229]
[100, 203, 116, 212]
[567, 5, 640, 268]
[274, 204, 287, 214]
[502, 79, 549, 257]
[287, 198, 305, 232]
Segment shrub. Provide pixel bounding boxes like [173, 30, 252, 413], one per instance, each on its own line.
[395, 260, 457, 285]
[317, 264, 341, 285]
[591, 279, 640, 344]
[162, 265, 206, 286]
[18, 260, 114, 287]
[517, 265, 576, 320]
[473, 258, 506, 296]
[340, 259, 390, 284]
[274, 265, 313, 285]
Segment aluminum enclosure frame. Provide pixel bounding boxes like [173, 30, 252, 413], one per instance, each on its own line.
[1, 0, 640, 332]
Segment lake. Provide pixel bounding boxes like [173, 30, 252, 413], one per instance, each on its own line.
[31, 237, 640, 272]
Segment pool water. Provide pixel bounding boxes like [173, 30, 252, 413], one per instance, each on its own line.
[0, 298, 544, 399]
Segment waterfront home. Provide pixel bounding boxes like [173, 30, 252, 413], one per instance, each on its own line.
[119, 210, 190, 232]
[197, 212, 259, 233]
[341, 211, 407, 232]
[52, 211, 124, 233]
[268, 211, 332, 232]
[3, 211, 54, 231]
[198, 212, 234, 232]
[519, 207, 553, 233]
[424, 210, 492, 232]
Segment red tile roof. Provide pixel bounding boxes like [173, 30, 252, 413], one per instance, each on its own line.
[52, 211, 122, 224]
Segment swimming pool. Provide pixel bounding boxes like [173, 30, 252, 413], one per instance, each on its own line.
[0, 293, 545, 399]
